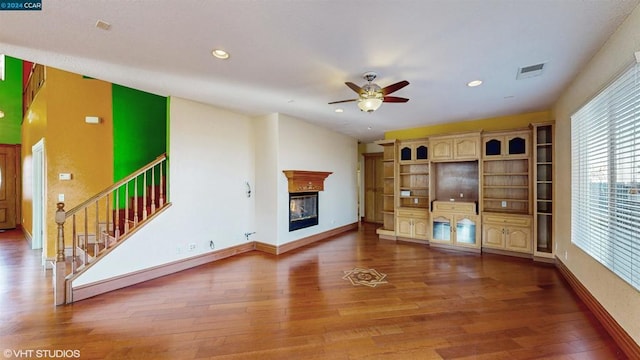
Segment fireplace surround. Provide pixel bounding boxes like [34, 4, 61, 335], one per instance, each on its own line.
[283, 170, 332, 232]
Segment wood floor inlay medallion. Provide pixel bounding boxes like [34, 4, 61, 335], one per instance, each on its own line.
[342, 267, 388, 287]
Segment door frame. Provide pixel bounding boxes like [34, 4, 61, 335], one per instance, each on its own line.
[32, 139, 46, 258]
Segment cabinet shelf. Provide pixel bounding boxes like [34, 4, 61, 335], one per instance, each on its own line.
[484, 172, 529, 176]
[484, 197, 528, 202]
[483, 185, 528, 189]
[400, 172, 429, 175]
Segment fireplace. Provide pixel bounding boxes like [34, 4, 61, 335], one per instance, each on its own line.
[282, 170, 332, 232]
[289, 192, 318, 231]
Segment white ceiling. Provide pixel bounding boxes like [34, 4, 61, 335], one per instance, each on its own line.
[1, 0, 638, 142]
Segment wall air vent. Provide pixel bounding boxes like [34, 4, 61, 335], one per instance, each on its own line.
[516, 62, 546, 80]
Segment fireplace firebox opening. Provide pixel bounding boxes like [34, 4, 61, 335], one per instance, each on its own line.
[289, 192, 318, 231]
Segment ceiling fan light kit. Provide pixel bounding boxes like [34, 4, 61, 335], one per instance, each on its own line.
[358, 97, 383, 112]
[329, 72, 409, 113]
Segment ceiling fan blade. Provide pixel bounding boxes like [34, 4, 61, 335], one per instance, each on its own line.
[381, 80, 409, 95]
[383, 96, 409, 103]
[345, 82, 364, 94]
[328, 99, 358, 104]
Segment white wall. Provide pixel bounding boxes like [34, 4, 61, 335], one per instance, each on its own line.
[553, 4, 640, 344]
[253, 113, 279, 246]
[277, 114, 359, 244]
[74, 100, 359, 286]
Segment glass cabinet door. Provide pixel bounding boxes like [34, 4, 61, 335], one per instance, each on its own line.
[455, 216, 477, 246]
[432, 215, 451, 242]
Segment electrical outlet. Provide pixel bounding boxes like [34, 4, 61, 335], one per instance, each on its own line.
[501, 201, 507, 208]
[176, 246, 182, 254]
[188, 243, 196, 251]
[564, 250, 568, 260]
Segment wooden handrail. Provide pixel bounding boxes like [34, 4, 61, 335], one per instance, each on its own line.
[65, 153, 167, 217]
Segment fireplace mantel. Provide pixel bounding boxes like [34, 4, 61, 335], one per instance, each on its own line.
[283, 170, 332, 193]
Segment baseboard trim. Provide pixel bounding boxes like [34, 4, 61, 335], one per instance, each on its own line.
[556, 259, 640, 359]
[255, 222, 358, 255]
[71, 242, 255, 302]
[71, 223, 358, 302]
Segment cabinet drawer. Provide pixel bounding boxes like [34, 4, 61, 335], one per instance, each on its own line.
[432, 201, 476, 214]
[397, 208, 428, 218]
[483, 214, 531, 226]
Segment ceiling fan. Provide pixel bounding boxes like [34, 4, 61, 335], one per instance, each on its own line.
[329, 72, 410, 112]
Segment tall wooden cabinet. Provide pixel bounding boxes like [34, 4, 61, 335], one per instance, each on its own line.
[395, 139, 430, 242]
[375, 140, 397, 239]
[480, 129, 533, 255]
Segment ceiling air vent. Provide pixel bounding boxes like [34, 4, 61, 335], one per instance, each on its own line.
[516, 62, 546, 80]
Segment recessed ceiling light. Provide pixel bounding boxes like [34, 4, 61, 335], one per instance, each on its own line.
[467, 80, 483, 87]
[0, 110, 4, 118]
[212, 49, 230, 60]
[334, 108, 344, 113]
[95, 20, 111, 31]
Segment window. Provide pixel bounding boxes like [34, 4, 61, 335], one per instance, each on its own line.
[571, 60, 640, 291]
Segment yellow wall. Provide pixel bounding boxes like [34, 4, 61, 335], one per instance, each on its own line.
[553, 4, 640, 344]
[384, 110, 552, 140]
[21, 68, 113, 258]
[21, 82, 48, 238]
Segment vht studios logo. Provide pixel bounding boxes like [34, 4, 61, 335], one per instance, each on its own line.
[0, 1, 42, 10]
[3, 349, 80, 358]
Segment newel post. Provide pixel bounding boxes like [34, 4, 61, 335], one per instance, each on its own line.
[54, 202, 67, 305]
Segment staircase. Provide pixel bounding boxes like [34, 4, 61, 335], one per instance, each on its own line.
[53, 154, 169, 305]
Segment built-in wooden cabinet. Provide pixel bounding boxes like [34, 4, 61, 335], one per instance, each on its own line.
[533, 123, 554, 259]
[396, 208, 429, 241]
[481, 129, 532, 215]
[398, 139, 430, 209]
[431, 201, 480, 251]
[372, 125, 549, 261]
[395, 139, 429, 241]
[482, 214, 532, 254]
[430, 133, 480, 162]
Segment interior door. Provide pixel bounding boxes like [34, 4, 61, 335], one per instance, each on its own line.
[0, 144, 19, 230]
[363, 153, 384, 223]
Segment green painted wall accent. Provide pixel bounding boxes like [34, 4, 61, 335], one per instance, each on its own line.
[112, 84, 167, 182]
[0, 56, 23, 144]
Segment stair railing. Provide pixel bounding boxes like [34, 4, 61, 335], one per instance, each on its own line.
[54, 153, 168, 305]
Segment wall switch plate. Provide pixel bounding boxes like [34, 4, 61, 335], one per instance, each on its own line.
[501, 201, 507, 207]
[58, 173, 72, 180]
[58, 194, 65, 202]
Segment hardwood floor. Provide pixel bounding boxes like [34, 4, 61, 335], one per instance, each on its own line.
[0, 224, 627, 359]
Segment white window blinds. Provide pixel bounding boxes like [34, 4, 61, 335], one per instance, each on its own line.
[571, 60, 640, 291]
